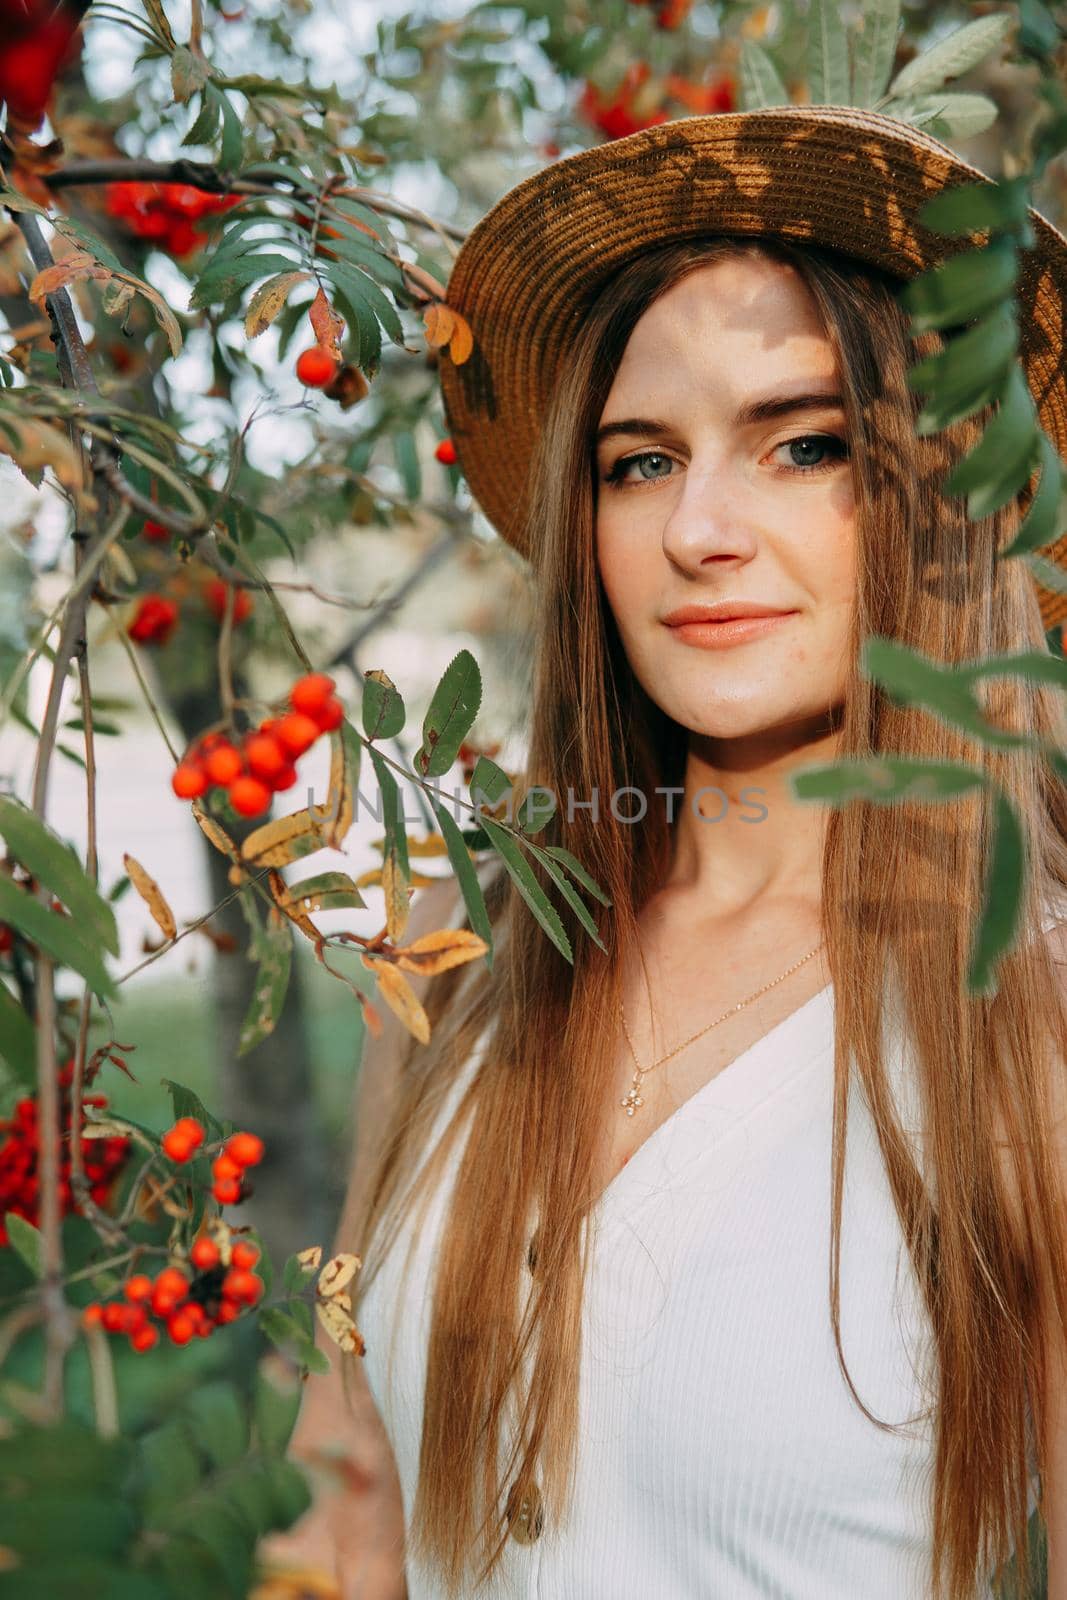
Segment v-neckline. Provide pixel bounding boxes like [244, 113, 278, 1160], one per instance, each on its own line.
[591, 980, 835, 1218]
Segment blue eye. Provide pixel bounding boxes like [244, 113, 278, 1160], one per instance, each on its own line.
[602, 433, 849, 488]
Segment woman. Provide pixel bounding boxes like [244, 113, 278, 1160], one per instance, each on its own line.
[279, 109, 1067, 1600]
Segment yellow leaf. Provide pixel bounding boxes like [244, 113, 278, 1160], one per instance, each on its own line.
[245, 270, 312, 338]
[249, 1566, 343, 1600]
[123, 852, 177, 941]
[317, 1252, 361, 1299]
[422, 301, 456, 349]
[267, 870, 321, 943]
[119, 272, 183, 356]
[319, 730, 352, 847]
[315, 1296, 366, 1356]
[241, 808, 327, 869]
[362, 955, 429, 1044]
[0, 415, 84, 491]
[353, 865, 439, 890]
[371, 832, 448, 859]
[191, 799, 241, 863]
[297, 1245, 323, 1271]
[392, 926, 488, 977]
[381, 852, 409, 942]
[447, 309, 473, 365]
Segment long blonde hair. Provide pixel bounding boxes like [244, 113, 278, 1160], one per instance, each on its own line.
[347, 234, 1067, 1600]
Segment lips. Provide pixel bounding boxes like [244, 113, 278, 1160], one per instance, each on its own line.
[662, 602, 795, 625]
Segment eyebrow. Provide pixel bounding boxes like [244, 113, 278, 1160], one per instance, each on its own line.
[594, 389, 846, 448]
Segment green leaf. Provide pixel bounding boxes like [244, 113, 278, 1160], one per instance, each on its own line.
[0, 1492, 135, 1560]
[262, 1458, 313, 1526]
[478, 816, 572, 963]
[807, 0, 850, 103]
[139, 1420, 203, 1523]
[1001, 430, 1067, 558]
[516, 785, 556, 835]
[901, 237, 1018, 334]
[182, 90, 222, 148]
[886, 12, 1014, 100]
[738, 40, 791, 109]
[0, 1562, 158, 1600]
[282, 871, 365, 912]
[282, 1250, 320, 1293]
[526, 842, 606, 952]
[0, 796, 119, 955]
[881, 91, 998, 141]
[792, 754, 987, 805]
[414, 650, 482, 778]
[4, 1212, 42, 1276]
[392, 428, 421, 501]
[0, 876, 116, 999]
[907, 305, 1018, 434]
[942, 365, 1040, 519]
[183, 1382, 248, 1470]
[859, 635, 1030, 747]
[369, 745, 410, 893]
[967, 788, 1026, 993]
[53, 218, 126, 274]
[253, 1357, 303, 1455]
[541, 844, 613, 906]
[468, 756, 512, 810]
[917, 175, 1033, 240]
[258, 1305, 310, 1350]
[326, 259, 405, 347]
[361, 670, 405, 740]
[238, 911, 291, 1056]
[0, 982, 35, 1085]
[850, 0, 901, 107]
[207, 83, 244, 172]
[428, 798, 495, 970]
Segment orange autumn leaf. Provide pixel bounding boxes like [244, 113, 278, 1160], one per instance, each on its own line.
[309, 285, 345, 361]
[123, 852, 177, 942]
[446, 309, 473, 364]
[361, 955, 430, 1044]
[422, 302, 456, 349]
[391, 926, 488, 977]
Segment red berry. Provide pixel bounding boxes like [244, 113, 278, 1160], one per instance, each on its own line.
[101, 1302, 126, 1333]
[172, 762, 208, 800]
[167, 1309, 196, 1345]
[230, 1239, 260, 1269]
[214, 1178, 242, 1205]
[272, 763, 298, 792]
[228, 775, 272, 818]
[81, 1303, 104, 1329]
[212, 1152, 242, 1183]
[289, 673, 336, 717]
[216, 1299, 241, 1324]
[203, 579, 254, 624]
[311, 695, 344, 734]
[204, 742, 243, 786]
[434, 438, 457, 466]
[161, 1129, 195, 1162]
[226, 1132, 264, 1169]
[189, 1235, 220, 1270]
[221, 1268, 263, 1305]
[274, 713, 320, 758]
[130, 1324, 159, 1353]
[295, 347, 337, 387]
[142, 519, 171, 543]
[123, 1274, 153, 1302]
[244, 733, 288, 783]
[128, 594, 179, 646]
[151, 1266, 190, 1316]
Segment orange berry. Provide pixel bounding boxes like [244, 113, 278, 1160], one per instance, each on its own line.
[222, 1267, 263, 1305]
[124, 1274, 153, 1302]
[213, 1152, 243, 1182]
[189, 1235, 220, 1271]
[272, 763, 298, 791]
[161, 1130, 195, 1162]
[226, 1131, 264, 1169]
[434, 438, 457, 465]
[216, 1298, 241, 1324]
[230, 1239, 260, 1270]
[130, 1323, 159, 1352]
[172, 762, 208, 799]
[311, 695, 344, 734]
[81, 1303, 104, 1329]
[204, 742, 243, 786]
[289, 673, 336, 717]
[295, 347, 336, 387]
[244, 732, 288, 783]
[228, 775, 272, 818]
[274, 712, 320, 758]
[203, 579, 253, 624]
[214, 1177, 242, 1205]
[101, 1302, 126, 1333]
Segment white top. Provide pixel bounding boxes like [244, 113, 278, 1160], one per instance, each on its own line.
[358, 904, 1059, 1599]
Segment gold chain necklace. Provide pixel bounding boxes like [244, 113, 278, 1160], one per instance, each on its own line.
[617, 940, 826, 1117]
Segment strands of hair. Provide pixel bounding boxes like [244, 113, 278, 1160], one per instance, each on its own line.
[346, 234, 1067, 1600]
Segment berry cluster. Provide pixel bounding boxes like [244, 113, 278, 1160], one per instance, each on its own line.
[170, 673, 343, 820]
[578, 63, 735, 140]
[0, 1060, 131, 1246]
[105, 182, 240, 259]
[159, 1115, 264, 1206]
[127, 581, 254, 649]
[82, 1235, 265, 1352]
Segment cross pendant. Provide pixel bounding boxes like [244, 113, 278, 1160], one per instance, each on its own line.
[620, 1076, 644, 1116]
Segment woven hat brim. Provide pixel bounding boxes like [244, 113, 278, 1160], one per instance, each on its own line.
[439, 105, 1067, 631]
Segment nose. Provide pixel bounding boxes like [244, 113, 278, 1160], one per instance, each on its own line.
[659, 455, 760, 575]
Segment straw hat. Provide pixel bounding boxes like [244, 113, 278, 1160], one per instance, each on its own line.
[437, 105, 1067, 630]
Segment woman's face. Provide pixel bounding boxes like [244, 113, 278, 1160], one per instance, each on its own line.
[594, 254, 857, 749]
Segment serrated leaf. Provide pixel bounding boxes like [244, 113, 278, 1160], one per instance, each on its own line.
[244, 269, 312, 337]
[171, 44, 209, 103]
[739, 40, 791, 110]
[0, 876, 116, 998]
[850, 0, 901, 106]
[882, 91, 998, 140]
[540, 844, 612, 906]
[0, 797, 119, 955]
[527, 843, 607, 953]
[468, 755, 512, 810]
[414, 649, 482, 778]
[326, 259, 405, 347]
[887, 12, 1014, 100]
[361, 669, 405, 739]
[807, 0, 850, 103]
[478, 815, 572, 963]
[427, 800, 495, 971]
[182, 90, 222, 147]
